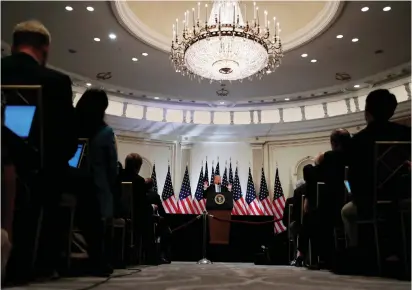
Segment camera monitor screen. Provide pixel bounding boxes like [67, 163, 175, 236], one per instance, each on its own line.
[4, 105, 36, 138]
[69, 144, 85, 168]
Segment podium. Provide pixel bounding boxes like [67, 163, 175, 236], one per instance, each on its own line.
[206, 191, 233, 245]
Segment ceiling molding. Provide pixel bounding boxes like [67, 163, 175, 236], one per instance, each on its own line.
[112, 1, 343, 53]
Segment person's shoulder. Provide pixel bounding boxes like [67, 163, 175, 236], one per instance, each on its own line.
[43, 67, 71, 84]
[1, 55, 14, 67]
[390, 122, 411, 140]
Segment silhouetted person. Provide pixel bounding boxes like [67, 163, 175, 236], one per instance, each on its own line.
[2, 21, 110, 278]
[287, 179, 305, 266]
[293, 164, 318, 267]
[123, 154, 156, 264]
[343, 89, 411, 248]
[2, 20, 77, 171]
[76, 89, 118, 220]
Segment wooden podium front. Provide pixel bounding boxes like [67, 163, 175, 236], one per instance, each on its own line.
[206, 191, 233, 245]
[208, 210, 231, 245]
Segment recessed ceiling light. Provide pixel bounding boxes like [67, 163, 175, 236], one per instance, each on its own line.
[311, 59, 317, 63]
[86, 6, 94, 12]
[86, 83, 91, 87]
[284, 98, 290, 101]
[142, 52, 148, 56]
[354, 85, 360, 88]
[94, 37, 100, 42]
[383, 6, 391, 11]
[352, 38, 359, 42]
[361, 7, 369, 12]
[109, 33, 117, 40]
[336, 34, 343, 39]
[132, 57, 138, 62]
[301, 53, 308, 58]
[154, 97, 159, 100]
[219, 101, 225, 105]
[65, 6, 73, 11]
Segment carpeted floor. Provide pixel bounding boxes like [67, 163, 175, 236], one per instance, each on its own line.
[7, 263, 411, 290]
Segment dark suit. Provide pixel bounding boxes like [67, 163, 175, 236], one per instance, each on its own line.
[2, 52, 78, 170]
[203, 184, 229, 199]
[349, 121, 411, 211]
[316, 150, 349, 221]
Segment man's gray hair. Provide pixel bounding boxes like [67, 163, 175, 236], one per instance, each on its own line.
[14, 20, 51, 43]
[295, 179, 305, 189]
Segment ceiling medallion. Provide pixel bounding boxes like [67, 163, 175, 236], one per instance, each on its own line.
[216, 84, 229, 97]
[170, 0, 283, 82]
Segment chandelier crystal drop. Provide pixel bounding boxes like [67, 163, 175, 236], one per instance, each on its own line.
[170, 0, 283, 82]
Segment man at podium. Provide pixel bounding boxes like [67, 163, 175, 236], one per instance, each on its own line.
[203, 175, 231, 198]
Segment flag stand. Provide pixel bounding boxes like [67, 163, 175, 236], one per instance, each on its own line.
[197, 211, 212, 264]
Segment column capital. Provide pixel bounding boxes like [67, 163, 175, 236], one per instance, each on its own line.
[250, 141, 265, 149]
[180, 142, 193, 149]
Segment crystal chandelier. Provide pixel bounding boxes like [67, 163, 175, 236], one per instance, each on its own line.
[170, 0, 283, 82]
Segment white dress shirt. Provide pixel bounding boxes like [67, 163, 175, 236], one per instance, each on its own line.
[215, 184, 221, 193]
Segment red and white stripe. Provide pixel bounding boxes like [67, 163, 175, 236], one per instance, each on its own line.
[162, 196, 179, 214]
[247, 199, 264, 216]
[272, 196, 287, 233]
[232, 196, 248, 215]
[178, 197, 195, 214]
[260, 197, 275, 216]
[192, 198, 206, 214]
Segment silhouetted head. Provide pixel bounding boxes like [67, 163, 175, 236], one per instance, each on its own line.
[303, 164, 316, 183]
[330, 128, 351, 151]
[214, 175, 221, 185]
[125, 153, 143, 176]
[365, 89, 397, 123]
[12, 20, 51, 66]
[76, 89, 108, 137]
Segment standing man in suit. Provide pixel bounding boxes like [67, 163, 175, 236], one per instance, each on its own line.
[203, 175, 232, 199]
[2, 20, 109, 277]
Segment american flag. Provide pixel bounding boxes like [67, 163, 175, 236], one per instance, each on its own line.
[178, 165, 194, 214]
[210, 162, 215, 184]
[229, 160, 234, 185]
[192, 165, 205, 214]
[259, 167, 275, 216]
[151, 163, 158, 195]
[203, 160, 209, 186]
[246, 167, 264, 215]
[231, 165, 247, 215]
[222, 162, 228, 187]
[272, 168, 287, 234]
[162, 165, 178, 214]
[215, 161, 220, 176]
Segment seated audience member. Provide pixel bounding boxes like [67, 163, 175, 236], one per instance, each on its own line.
[146, 178, 172, 264]
[288, 179, 305, 266]
[317, 129, 351, 213]
[76, 89, 118, 221]
[342, 89, 411, 249]
[2, 21, 110, 278]
[123, 154, 157, 265]
[313, 130, 352, 268]
[293, 165, 318, 267]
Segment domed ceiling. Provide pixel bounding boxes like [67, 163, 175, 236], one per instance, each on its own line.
[1, 1, 411, 106]
[123, 1, 330, 52]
